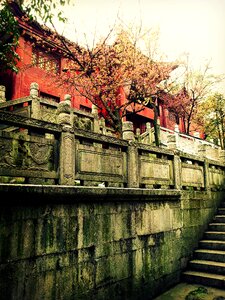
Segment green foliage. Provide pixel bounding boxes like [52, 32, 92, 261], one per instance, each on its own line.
[0, 0, 70, 73]
[21, 0, 70, 24]
[185, 286, 208, 300]
[198, 92, 225, 148]
[0, 2, 20, 73]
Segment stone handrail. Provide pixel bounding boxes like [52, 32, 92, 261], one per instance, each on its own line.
[144, 124, 221, 160]
[0, 83, 114, 136]
[0, 108, 224, 191]
[1, 82, 221, 156]
[0, 82, 224, 189]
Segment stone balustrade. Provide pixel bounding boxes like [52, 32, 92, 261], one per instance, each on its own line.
[0, 83, 225, 300]
[0, 82, 224, 189]
[0, 107, 224, 191]
[0, 82, 222, 159]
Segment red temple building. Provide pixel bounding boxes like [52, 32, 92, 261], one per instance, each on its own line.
[0, 1, 202, 137]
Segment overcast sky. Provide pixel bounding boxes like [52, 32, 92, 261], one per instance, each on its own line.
[55, 0, 225, 91]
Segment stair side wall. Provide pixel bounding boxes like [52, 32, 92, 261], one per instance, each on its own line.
[0, 186, 224, 300]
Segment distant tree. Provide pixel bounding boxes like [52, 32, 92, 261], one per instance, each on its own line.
[2, 2, 177, 143]
[58, 28, 176, 141]
[0, 2, 20, 72]
[198, 93, 225, 148]
[8, 0, 70, 23]
[0, 0, 70, 73]
[161, 56, 224, 135]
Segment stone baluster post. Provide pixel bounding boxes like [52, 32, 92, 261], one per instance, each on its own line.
[173, 153, 181, 190]
[136, 128, 141, 142]
[64, 94, 73, 124]
[198, 144, 207, 158]
[57, 95, 75, 185]
[146, 122, 152, 144]
[123, 121, 134, 141]
[174, 124, 179, 149]
[219, 149, 225, 164]
[167, 134, 176, 150]
[167, 134, 181, 189]
[203, 159, 210, 191]
[123, 121, 139, 188]
[30, 82, 41, 119]
[92, 104, 100, 133]
[0, 85, 6, 103]
[99, 118, 106, 135]
[198, 144, 210, 190]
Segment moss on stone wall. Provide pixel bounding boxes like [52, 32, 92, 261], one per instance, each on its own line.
[0, 188, 224, 300]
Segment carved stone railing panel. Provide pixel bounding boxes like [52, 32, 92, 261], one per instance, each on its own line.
[0, 110, 224, 190]
[139, 124, 222, 161]
[0, 96, 31, 109]
[73, 115, 93, 131]
[181, 162, 204, 189]
[75, 144, 127, 186]
[0, 110, 61, 134]
[209, 165, 225, 190]
[139, 154, 174, 188]
[40, 106, 57, 123]
[0, 132, 59, 183]
[75, 128, 128, 147]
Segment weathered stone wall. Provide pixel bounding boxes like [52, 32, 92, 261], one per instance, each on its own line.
[0, 185, 223, 300]
[0, 86, 225, 299]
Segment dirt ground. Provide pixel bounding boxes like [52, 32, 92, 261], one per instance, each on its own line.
[153, 282, 225, 300]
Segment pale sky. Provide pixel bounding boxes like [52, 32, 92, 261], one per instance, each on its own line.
[56, 0, 225, 91]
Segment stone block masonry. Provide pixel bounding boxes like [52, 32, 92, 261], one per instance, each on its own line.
[0, 185, 224, 300]
[0, 84, 225, 299]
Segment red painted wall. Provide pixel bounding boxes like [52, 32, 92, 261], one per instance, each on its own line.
[2, 36, 183, 135]
[7, 36, 93, 112]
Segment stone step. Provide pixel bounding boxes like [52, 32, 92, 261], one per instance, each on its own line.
[189, 259, 225, 275]
[218, 208, 225, 214]
[214, 215, 225, 223]
[194, 249, 225, 263]
[182, 270, 225, 288]
[208, 223, 225, 231]
[183, 202, 225, 288]
[199, 239, 225, 251]
[204, 231, 225, 241]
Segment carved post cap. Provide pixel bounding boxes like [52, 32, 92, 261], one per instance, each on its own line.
[92, 104, 98, 115]
[0, 85, 5, 92]
[57, 100, 71, 126]
[122, 121, 133, 132]
[167, 134, 176, 143]
[167, 134, 177, 149]
[30, 82, 39, 97]
[64, 94, 71, 106]
[198, 144, 207, 151]
[122, 121, 134, 141]
[174, 124, 179, 132]
[198, 144, 207, 157]
[146, 122, 151, 129]
[0, 85, 6, 102]
[194, 132, 200, 138]
[219, 149, 225, 162]
[64, 94, 71, 100]
[136, 128, 140, 136]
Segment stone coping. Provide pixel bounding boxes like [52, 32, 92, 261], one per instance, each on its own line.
[0, 184, 181, 204]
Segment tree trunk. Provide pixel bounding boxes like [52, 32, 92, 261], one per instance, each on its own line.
[153, 104, 160, 146]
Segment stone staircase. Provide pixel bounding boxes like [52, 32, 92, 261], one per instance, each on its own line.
[183, 203, 225, 288]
